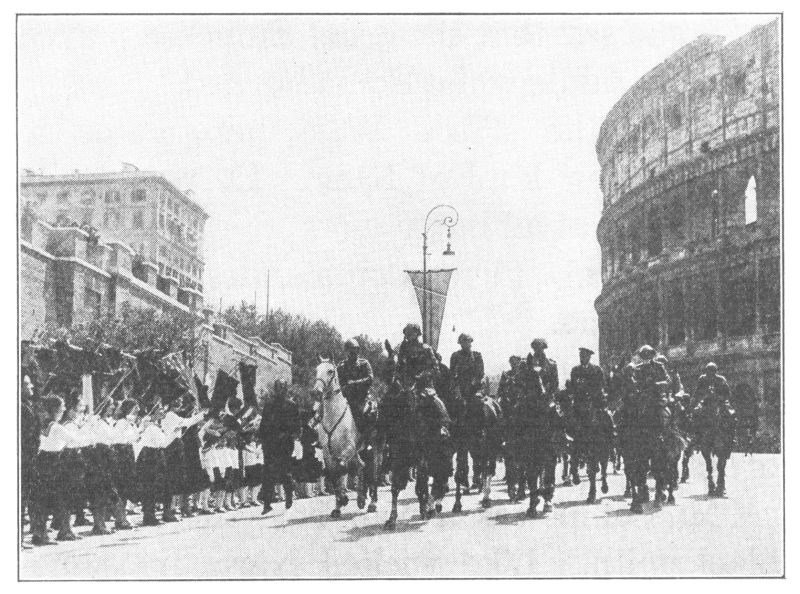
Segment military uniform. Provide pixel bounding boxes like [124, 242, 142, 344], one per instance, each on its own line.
[694, 372, 735, 419]
[449, 348, 485, 487]
[258, 395, 302, 509]
[337, 356, 374, 434]
[396, 339, 439, 387]
[529, 352, 559, 398]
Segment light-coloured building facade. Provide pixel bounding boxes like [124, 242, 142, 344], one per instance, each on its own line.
[20, 167, 208, 297]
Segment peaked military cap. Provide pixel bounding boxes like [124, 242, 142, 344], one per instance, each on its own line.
[579, 347, 595, 355]
[458, 333, 473, 344]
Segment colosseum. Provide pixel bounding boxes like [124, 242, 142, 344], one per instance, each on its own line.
[594, 19, 781, 451]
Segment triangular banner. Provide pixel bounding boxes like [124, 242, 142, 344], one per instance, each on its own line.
[404, 268, 455, 352]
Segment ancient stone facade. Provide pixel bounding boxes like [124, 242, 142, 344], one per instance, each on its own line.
[595, 20, 780, 450]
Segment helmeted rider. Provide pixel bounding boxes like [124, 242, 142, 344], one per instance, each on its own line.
[337, 338, 375, 434]
[694, 362, 735, 419]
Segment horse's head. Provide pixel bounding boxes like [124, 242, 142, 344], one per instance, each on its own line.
[312, 357, 340, 400]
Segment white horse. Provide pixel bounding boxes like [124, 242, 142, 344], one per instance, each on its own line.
[312, 358, 367, 518]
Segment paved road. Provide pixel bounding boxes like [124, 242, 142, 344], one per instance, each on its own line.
[21, 453, 782, 579]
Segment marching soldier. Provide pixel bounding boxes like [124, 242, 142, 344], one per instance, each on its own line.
[337, 339, 374, 434]
[450, 333, 485, 490]
[259, 380, 302, 515]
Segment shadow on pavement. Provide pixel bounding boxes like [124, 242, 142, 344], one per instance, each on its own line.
[337, 519, 426, 542]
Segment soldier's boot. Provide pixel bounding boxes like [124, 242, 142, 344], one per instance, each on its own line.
[715, 477, 726, 498]
[541, 500, 553, 515]
[707, 477, 716, 496]
[641, 484, 650, 502]
[630, 500, 644, 514]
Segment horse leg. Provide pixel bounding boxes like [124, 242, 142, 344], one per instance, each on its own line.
[702, 449, 716, 495]
[561, 452, 571, 485]
[600, 452, 609, 494]
[384, 487, 399, 529]
[330, 470, 347, 518]
[366, 447, 378, 513]
[481, 439, 495, 508]
[525, 462, 539, 518]
[586, 455, 598, 504]
[629, 460, 644, 514]
[681, 447, 692, 483]
[356, 455, 367, 510]
[716, 454, 728, 497]
[541, 455, 555, 514]
[570, 449, 581, 484]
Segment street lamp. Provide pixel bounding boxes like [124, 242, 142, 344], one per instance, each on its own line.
[422, 205, 459, 345]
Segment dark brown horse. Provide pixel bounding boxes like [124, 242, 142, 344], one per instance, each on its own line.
[693, 395, 736, 497]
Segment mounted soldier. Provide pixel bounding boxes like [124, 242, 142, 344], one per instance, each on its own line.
[449, 333, 485, 491]
[569, 347, 613, 502]
[497, 355, 522, 497]
[693, 362, 736, 497]
[380, 323, 452, 528]
[337, 339, 375, 436]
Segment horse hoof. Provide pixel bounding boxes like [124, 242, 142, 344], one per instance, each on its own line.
[601, 483, 609, 494]
[367, 503, 377, 513]
[667, 495, 676, 505]
[653, 499, 662, 510]
[630, 503, 644, 514]
[573, 477, 581, 485]
[680, 476, 688, 484]
[435, 502, 442, 513]
[480, 498, 492, 509]
[525, 507, 537, 518]
[339, 495, 349, 508]
[563, 479, 572, 487]
[623, 488, 632, 498]
[383, 519, 396, 530]
[586, 495, 596, 504]
[330, 509, 341, 519]
[452, 502, 463, 514]
[357, 496, 366, 510]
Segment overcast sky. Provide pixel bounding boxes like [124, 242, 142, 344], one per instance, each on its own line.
[18, 14, 773, 373]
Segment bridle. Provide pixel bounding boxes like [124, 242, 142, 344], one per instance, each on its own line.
[314, 363, 347, 443]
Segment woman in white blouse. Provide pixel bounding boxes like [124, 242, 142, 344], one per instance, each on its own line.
[30, 396, 68, 546]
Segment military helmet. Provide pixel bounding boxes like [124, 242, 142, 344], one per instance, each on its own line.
[638, 345, 656, 360]
[654, 354, 668, 365]
[705, 362, 718, 373]
[403, 323, 422, 337]
[344, 338, 360, 351]
[531, 338, 548, 350]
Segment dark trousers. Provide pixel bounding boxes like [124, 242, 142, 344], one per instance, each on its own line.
[261, 441, 293, 505]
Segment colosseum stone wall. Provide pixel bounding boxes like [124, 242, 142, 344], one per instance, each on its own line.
[594, 19, 780, 451]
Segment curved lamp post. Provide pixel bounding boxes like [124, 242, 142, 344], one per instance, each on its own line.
[422, 205, 459, 345]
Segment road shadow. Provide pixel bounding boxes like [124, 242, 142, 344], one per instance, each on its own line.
[276, 510, 362, 527]
[686, 493, 726, 502]
[601, 504, 662, 518]
[337, 519, 427, 542]
[489, 509, 557, 526]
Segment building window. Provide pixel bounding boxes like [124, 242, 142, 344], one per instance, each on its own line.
[132, 188, 147, 202]
[159, 213, 166, 230]
[132, 211, 143, 229]
[159, 245, 167, 258]
[642, 285, 660, 347]
[104, 190, 121, 204]
[647, 208, 662, 257]
[158, 262, 164, 275]
[84, 287, 101, 318]
[36, 192, 47, 204]
[80, 190, 95, 205]
[57, 191, 70, 204]
[744, 175, 758, 225]
[666, 286, 686, 345]
[668, 200, 685, 239]
[711, 196, 720, 240]
[692, 278, 718, 340]
[666, 100, 683, 129]
[759, 257, 780, 333]
[722, 266, 756, 336]
[80, 210, 94, 226]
